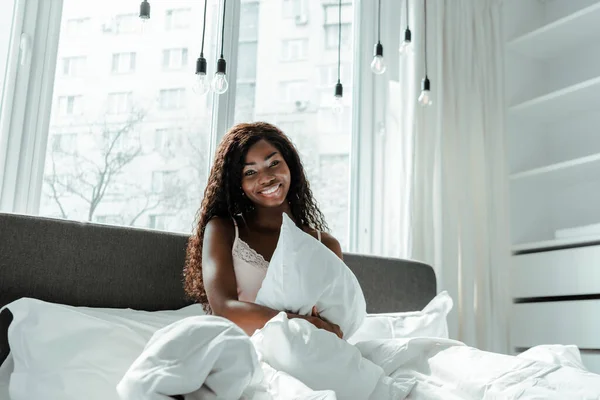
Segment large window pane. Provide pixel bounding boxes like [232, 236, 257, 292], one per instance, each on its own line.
[0, 0, 16, 109]
[234, 0, 354, 248]
[40, 0, 219, 233]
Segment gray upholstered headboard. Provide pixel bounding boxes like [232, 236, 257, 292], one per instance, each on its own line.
[0, 212, 436, 361]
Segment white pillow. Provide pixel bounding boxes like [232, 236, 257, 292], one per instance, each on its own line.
[347, 291, 453, 344]
[255, 213, 366, 339]
[4, 298, 205, 400]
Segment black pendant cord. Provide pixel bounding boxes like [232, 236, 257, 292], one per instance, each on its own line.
[405, 0, 409, 29]
[377, 0, 381, 43]
[200, 0, 208, 57]
[337, 0, 341, 84]
[423, 0, 428, 76]
[220, 0, 227, 59]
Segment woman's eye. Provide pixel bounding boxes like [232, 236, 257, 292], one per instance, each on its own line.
[270, 160, 280, 168]
[244, 170, 256, 177]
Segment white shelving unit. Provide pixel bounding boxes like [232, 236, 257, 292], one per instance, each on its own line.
[504, 0, 600, 374]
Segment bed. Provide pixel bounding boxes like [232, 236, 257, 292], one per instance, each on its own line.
[2, 212, 599, 400]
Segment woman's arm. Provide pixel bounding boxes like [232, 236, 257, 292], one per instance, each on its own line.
[202, 217, 342, 338]
[320, 231, 343, 260]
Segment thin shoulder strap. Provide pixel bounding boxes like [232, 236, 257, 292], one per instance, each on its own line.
[317, 230, 322, 242]
[232, 217, 239, 239]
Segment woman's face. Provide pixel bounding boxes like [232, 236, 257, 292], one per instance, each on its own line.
[241, 139, 291, 209]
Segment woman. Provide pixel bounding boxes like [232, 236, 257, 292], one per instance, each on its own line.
[184, 122, 343, 338]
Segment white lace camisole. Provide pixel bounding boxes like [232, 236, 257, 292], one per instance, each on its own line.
[231, 218, 321, 303]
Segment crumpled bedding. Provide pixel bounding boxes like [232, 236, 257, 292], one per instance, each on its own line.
[120, 313, 600, 400]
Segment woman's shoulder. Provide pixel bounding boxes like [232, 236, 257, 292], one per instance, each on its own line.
[305, 227, 343, 259]
[204, 216, 236, 244]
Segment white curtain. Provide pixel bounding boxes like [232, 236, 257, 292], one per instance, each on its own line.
[381, 0, 511, 354]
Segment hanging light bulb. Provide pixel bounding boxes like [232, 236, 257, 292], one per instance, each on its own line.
[212, 58, 229, 94]
[371, 42, 386, 74]
[399, 28, 413, 54]
[371, 0, 386, 75]
[211, 0, 229, 95]
[418, 76, 432, 106]
[332, 0, 344, 115]
[193, 57, 210, 95]
[399, 0, 412, 54]
[193, 0, 210, 95]
[333, 82, 344, 115]
[139, 0, 150, 20]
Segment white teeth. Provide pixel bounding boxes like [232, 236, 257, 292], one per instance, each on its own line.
[261, 185, 279, 195]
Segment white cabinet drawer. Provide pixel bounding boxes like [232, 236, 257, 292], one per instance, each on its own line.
[512, 245, 600, 298]
[511, 300, 600, 349]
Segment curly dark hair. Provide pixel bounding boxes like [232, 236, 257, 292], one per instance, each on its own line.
[183, 122, 328, 312]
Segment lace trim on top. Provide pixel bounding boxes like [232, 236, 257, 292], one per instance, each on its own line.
[232, 238, 269, 270]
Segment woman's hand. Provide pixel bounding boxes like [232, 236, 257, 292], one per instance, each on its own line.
[286, 307, 343, 339]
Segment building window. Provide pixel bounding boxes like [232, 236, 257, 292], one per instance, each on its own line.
[277, 121, 305, 136]
[282, 0, 308, 19]
[107, 92, 132, 114]
[162, 48, 188, 70]
[233, 82, 256, 123]
[61, 56, 86, 77]
[65, 18, 90, 36]
[151, 171, 177, 193]
[114, 14, 139, 34]
[165, 8, 191, 30]
[52, 133, 77, 153]
[159, 89, 185, 110]
[279, 80, 308, 103]
[148, 214, 172, 230]
[281, 39, 308, 62]
[237, 42, 258, 81]
[324, 3, 352, 49]
[57, 95, 83, 116]
[112, 52, 136, 74]
[240, 2, 259, 40]
[318, 63, 349, 87]
[96, 215, 123, 225]
[154, 128, 184, 153]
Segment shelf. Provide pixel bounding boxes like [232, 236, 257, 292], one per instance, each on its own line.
[507, 2, 600, 59]
[508, 76, 600, 122]
[512, 234, 600, 254]
[510, 152, 600, 186]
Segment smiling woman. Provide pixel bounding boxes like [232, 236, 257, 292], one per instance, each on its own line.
[183, 121, 343, 337]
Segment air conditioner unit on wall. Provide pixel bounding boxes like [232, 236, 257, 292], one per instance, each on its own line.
[295, 100, 309, 111]
[295, 14, 308, 25]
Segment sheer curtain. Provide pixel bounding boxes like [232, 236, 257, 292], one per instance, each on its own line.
[381, 0, 510, 354]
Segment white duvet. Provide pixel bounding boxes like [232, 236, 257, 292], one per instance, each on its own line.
[117, 312, 600, 400]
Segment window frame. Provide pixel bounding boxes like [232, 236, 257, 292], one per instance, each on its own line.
[0, 0, 383, 254]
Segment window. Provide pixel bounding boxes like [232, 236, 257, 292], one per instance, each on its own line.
[234, 0, 355, 248]
[62, 56, 86, 77]
[162, 48, 188, 70]
[96, 215, 122, 225]
[52, 133, 77, 153]
[151, 171, 176, 193]
[0, 0, 17, 106]
[39, 0, 215, 232]
[237, 42, 258, 81]
[282, 0, 308, 19]
[107, 92, 132, 114]
[148, 214, 172, 230]
[114, 14, 138, 34]
[281, 39, 308, 62]
[57, 95, 83, 116]
[65, 18, 90, 36]
[279, 80, 308, 103]
[165, 9, 191, 30]
[112, 52, 136, 74]
[240, 2, 259, 40]
[324, 4, 352, 49]
[159, 88, 185, 110]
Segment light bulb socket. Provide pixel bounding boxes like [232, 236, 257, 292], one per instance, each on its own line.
[404, 28, 412, 42]
[216, 58, 227, 74]
[334, 82, 343, 97]
[139, 1, 150, 19]
[422, 76, 431, 91]
[196, 57, 207, 75]
[374, 42, 384, 57]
